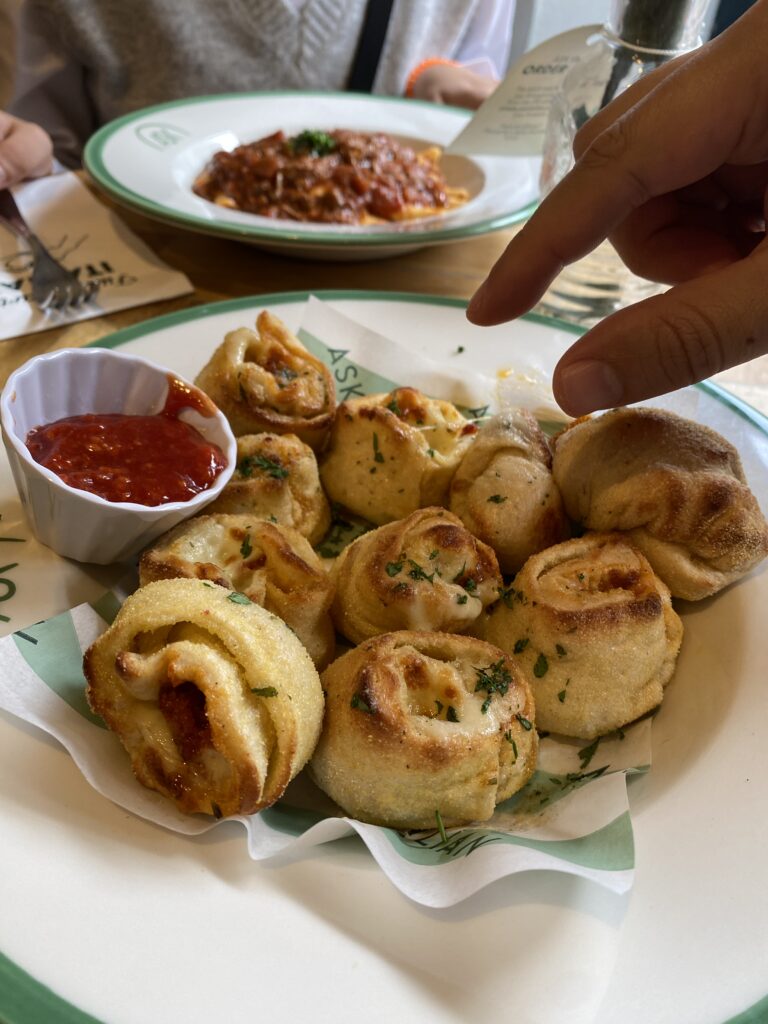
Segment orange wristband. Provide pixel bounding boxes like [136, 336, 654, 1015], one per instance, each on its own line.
[405, 57, 461, 98]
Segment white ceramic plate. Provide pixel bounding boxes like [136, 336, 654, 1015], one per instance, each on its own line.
[83, 92, 539, 260]
[1, 293, 767, 1024]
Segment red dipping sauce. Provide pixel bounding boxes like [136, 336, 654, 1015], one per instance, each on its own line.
[25, 377, 228, 506]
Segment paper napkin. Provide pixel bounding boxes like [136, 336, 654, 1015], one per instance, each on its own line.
[0, 171, 192, 340]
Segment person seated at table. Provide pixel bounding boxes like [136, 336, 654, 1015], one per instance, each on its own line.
[0, 0, 514, 186]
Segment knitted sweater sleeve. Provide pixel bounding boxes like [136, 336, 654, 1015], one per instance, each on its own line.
[8, 0, 97, 168]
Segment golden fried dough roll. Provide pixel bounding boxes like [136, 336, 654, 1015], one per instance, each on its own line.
[310, 631, 537, 828]
[194, 311, 335, 450]
[139, 514, 335, 668]
[552, 407, 768, 600]
[330, 507, 502, 644]
[319, 387, 477, 525]
[481, 533, 683, 739]
[206, 432, 330, 545]
[449, 410, 570, 574]
[84, 578, 324, 817]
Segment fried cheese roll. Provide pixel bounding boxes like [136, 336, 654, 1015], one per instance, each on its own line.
[552, 407, 768, 600]
[139, 514, 335, 668]
[84, 578, 324, 817]
[319, 387, 477, 525]
[194, 311, 335, 450]
[206, 432, 331, 545]
[449, 410, 570, 574]
[310, 631, 538, 829]
[482, 533, 683, 739]
[330, 507, 502, 644]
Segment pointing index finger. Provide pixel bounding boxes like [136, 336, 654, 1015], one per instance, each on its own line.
[467, 30, 756, 326]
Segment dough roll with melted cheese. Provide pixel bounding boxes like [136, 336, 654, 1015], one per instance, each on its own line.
[206, 432, 330, 545]
[310, 631, 538, 829]
[330, 507, 502, 644]
[319, 387, 477, 525]
[449, 410, 570, 574]
[194, 311, 335, 450]
[551, 407, 768, 600]
[140, 514, 335, 668]
[481, 533, 683, 739]
[84, 578, 324, 818]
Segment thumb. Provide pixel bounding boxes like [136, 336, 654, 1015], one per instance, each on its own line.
[552, 245, 768, 415]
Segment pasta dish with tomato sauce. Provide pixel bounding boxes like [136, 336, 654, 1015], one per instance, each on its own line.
[192, 129, 468, 225]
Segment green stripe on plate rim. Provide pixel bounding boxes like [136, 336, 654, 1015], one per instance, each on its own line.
[0, 951, 103, 1024]
[82, 91, 537, 247]
[3, 289, 767, 1022]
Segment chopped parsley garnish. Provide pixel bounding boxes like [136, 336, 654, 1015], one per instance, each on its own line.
[499, 585, 527, 607]
[533, 652, 549, 677]
[435, 808, 448, 843]
[289, 129, 337, 156]
[578, 572, 585, 581]
[386, 398, 401, 416]
[351, 692, 374, 714]
[456, 593, 468, 605]
[427, 448, 435, 458]
[504, 731, 518, 760]
[211, 802, 223, 819]
[456, 346, 465, 354]
[407, 559, 435, 583]
[240, 533, 253, 559]
[464, 578, 477, 593]
[385, 560, 403, 577]
[238, 454, 288, 480]
[452, 563, 466, 584]
[578, 737, 600, 769]
[516, 714, 533, 731]
[228, 592, 251, 605]
[487, 494, 507, 504]
[513, 637, 529, 654]
[446, 705, 460, 723]
[555, 643, 567, 657]
[434, 699, 444, 716]
[428, 549, 439, 560]
[372, 432, 385, 464]
[251, 686, 278, 697]
[474, 658, 512, 714]
[557, 689, 567, 703]
[392, 581, 409, 593]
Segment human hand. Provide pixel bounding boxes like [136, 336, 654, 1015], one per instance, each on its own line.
[466, 0, 768, 415]
[411, 64, 497, 110]
[0, 111, 54, 188]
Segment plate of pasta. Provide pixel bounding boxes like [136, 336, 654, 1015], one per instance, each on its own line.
[1, 292, 767, 1024]
[83, 92, 539, 259]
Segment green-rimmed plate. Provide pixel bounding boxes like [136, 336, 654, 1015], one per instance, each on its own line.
[83, 92, 539, 260]
[0, 292, 766, 1024]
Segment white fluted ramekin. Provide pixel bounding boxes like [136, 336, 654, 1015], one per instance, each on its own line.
[0, 347, 237, 564]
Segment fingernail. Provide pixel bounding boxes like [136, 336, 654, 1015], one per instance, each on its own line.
[557, 360, 624, 413]
[469, 279, 495, 322]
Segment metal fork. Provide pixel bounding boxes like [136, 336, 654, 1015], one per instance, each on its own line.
[0, 187, 99, 310]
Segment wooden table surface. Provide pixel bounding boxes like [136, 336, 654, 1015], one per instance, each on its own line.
[3, 184, 768, 418]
